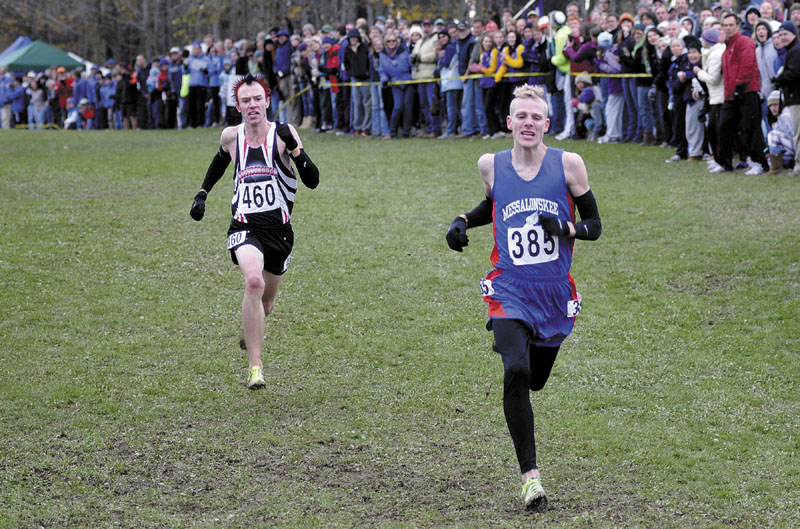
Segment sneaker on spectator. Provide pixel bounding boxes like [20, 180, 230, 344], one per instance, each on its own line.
[555, 130, 570, 141]
[709, 164, 728, 174]
[707, 160, 721, 171]
[744, 164, 765, 175]
[491, 131, 506, 139]
[482, 133, 492, 139]
[702, 153, 712, 161]
[665, 154, 683, 163]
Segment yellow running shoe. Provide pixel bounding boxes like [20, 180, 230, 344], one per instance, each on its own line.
[246, 366, 266, 390]
[522, 477, 547, 512]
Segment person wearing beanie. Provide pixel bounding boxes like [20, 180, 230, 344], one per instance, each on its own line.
[774, 19, 800, 172]
[682, 36, 706, 161]
[715, 11, 770, 174]
[575, 73, 603, 141]
[665, 37, 691, 162]
[763, 89, 795, 173]
[694, 26, 726, 170]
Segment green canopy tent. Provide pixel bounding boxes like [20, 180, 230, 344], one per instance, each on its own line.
[0, 40, 83, 72]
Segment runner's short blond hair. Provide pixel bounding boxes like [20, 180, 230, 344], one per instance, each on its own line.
[509, 84, 549, 116]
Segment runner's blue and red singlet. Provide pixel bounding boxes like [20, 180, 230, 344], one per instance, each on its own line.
[481, 147, 581, 346]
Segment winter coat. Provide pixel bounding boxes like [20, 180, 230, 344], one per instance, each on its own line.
[722, 32, 760, 100]
[775, 35, 800, 106]
[696, 43, 726, 105]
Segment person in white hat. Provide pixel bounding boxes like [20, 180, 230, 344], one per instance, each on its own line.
[765, 89, 795, 174]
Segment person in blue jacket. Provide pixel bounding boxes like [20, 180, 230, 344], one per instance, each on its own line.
[379, 32, 414, 138]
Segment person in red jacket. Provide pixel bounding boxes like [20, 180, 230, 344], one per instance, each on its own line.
[713, 12, 769, 174]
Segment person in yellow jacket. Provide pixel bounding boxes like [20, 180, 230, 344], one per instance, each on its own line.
[549, 12, 571, 136]
[495, 30, 527, 129]
[473, 32, 504, 138]
[413, 19, 442, 136]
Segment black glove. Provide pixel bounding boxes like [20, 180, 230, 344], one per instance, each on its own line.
[732, 83, 747, 101]
[276, 122, 298, 152]
[445, 217, 468, 252]
[539, 214, 570, 237]
[201, 67, 208, 75]
[190, 190, 207, 221]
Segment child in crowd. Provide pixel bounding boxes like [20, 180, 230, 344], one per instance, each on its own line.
[765, 90, 796, 174]
[685, 38, 706, 161]
[574, 73, 603, 141]
[666, 37, 690, 162]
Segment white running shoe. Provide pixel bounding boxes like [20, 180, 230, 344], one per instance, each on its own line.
[745, 164, 765, 175]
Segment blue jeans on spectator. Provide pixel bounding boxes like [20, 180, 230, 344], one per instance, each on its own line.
[178, 97, 188, 129]
[637, 85, 655, 139]
[418, 82, 440, 133]
[391, 84, 414, 137]
[272, 92, 289, 123]
[300, 81, 313, 119]
[460, 78, 482, 135]
[622, 77, 639, 141]
[32, 107, 46, 130]
[331, 90, 340, 129]
[371, 82, 390, 136]
[444, 89, 461, 136]
[473, 81, 489, 135]
[351, 83, 371, 131]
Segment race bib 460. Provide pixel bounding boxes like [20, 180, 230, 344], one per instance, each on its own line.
[234, 180, 279, 215]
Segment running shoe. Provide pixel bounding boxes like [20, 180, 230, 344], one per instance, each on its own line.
[246, 366, 266, 390]
[521, 477, 548, 512]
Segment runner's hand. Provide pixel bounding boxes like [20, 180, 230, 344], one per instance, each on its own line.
[276, 122, 298, 152]
[446, 217, 468, 252]
[539, 214, 570, 237]
[190, 190, 207, 221]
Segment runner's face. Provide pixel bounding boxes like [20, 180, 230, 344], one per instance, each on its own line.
[507, 97, 549, 148]
[236, 83, 268, 124]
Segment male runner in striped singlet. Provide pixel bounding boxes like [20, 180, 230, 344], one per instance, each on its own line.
[190, 73, 319, 390]
[445, 84, 601, 511]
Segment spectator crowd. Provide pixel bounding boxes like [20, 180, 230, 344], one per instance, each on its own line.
[2, 0, 799, 174]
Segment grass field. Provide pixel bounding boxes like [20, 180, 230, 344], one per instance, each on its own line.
[0, 128, 798, 529]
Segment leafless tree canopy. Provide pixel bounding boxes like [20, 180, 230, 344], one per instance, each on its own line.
[1, 0, 650, 64]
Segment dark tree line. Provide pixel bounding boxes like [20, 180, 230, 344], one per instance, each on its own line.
[1, 0, 651, 65]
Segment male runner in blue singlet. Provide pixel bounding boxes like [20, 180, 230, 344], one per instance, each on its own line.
[189, 74, 319, 389]
[445, 84, 602, 511]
